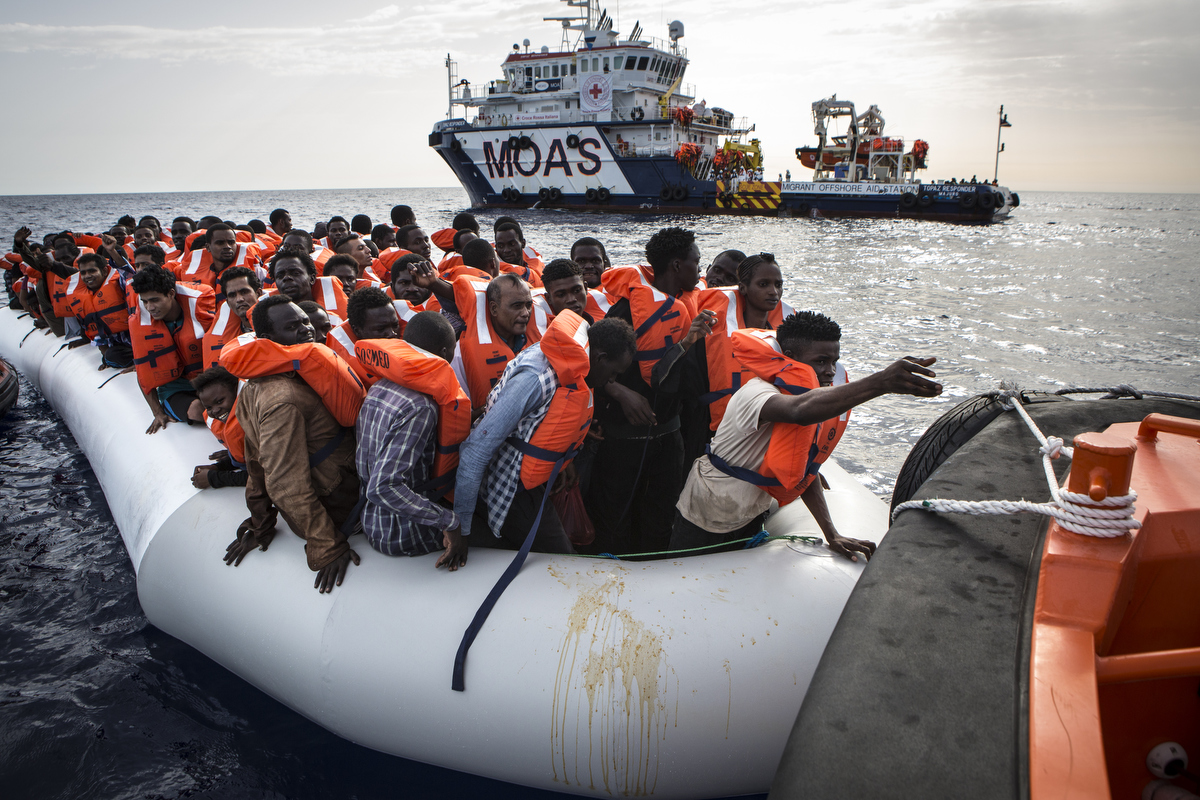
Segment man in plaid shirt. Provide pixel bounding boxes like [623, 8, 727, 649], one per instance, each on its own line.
[355, 312, 468, 569]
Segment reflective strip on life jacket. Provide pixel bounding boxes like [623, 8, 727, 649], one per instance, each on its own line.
[601, 264, 697, 384]
[130, 282, 216, 391]
[327, 322, 373, 387]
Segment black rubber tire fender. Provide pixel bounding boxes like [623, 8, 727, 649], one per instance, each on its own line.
[585, 188, 598, 202]
[1011, 192, 1020, 208]
[890, 392, 1067, 512]
[979, 191, 995, 210]
[596, 187, 611, 202]
[449, 137, 462, 152]
[900, 191, 918, 209]
[672, 185, 688, 201]
[548, 187, 562, 202]
[660, 186, 673, 201]
[507, 136, 520, 150]
[917, 193, 933, 208]
[993, 192, 1006, 209]
[538, 187, 550, 201]
[518, 135, 532, 150]
[959, 192, 977, 209]
[631, 107, 644, 121]
[566, 134, 580, 149]
[797, 202, 811, 216]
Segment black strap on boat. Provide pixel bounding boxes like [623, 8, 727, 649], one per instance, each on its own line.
[452, 446, 575, 692]
[97, 371, 125, 389]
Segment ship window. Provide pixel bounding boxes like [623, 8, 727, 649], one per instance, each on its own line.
[592, 57, 599, 71]
[637, 56, 649, 70]
[570, 63, 576, 75]
[649, 58, 658, 71]
[614, 56, 623, 69]
[578, 56, 587, 73]
[552, 65, 558, 77]
[625, 57, 636, 70]
[603, 57, 609, 71]
[534, 66, 541, 78]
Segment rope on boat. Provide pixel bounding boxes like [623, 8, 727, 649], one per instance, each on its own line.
[587, 533, 825, 560]
[891, 389, 1141, 538]
[1054, 384, 1200, 402]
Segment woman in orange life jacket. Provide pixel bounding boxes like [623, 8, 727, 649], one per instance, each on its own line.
[269, 249, 348, 323]
[353, 311, 471, 567]
[680, 253, 791, 469]
[672, 311, 944, 559]
[585, 227, 717, 556]
[189, 365, 249, 491]
[452, 312, 636, 554]
[67, 252, 136, 369]
[129, 264, 217, 434]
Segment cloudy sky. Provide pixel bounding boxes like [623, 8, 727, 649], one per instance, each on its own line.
[0, 0, 1196, 195]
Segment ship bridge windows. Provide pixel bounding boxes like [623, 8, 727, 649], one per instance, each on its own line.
[614, 55, 623, 69]
[637, 56, 649, 70]
[603, 56, 609, 71]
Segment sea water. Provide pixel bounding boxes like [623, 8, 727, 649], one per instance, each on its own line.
[0, 189, 1196, 798]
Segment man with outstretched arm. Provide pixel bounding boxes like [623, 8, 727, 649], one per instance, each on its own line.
[671, 311, 943, 560]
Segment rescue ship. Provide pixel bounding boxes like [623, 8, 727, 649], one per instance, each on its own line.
[429, 0, 1017, 222]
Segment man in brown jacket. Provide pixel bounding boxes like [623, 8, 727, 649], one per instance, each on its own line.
[223, 295, 361, 593]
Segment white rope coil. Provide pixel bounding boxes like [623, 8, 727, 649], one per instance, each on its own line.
[892, 390, 1141, 538]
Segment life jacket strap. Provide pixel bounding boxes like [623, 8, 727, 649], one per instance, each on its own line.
[309, 426, 350, 468]
[705, 444, 782, 488]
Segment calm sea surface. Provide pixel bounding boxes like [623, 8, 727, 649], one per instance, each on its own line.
[1, 188, 1197, 798]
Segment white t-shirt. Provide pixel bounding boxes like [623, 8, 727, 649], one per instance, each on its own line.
[676, 377, 779, 533]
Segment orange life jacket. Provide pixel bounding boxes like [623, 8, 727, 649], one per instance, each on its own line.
[129, 282, 217, 392]
[512, 309, 593, 490]
[430, 228, 457, 253]
[587, 288, 613, 320]
[437, 252, 463, 272]
[4, 252, 22, 265]
[50, 271, 82, 318]
[70, 268, 130, 339]
[454, 276, 541, 410]
[500, 261, 543, 288]
[528, 288, 614, 338]
[377, 247, 413, 276]
[440, 263, 493, 283]
[218, 335, 366, 427]
[309, 244, 333, 268]
[601, 264, 698, 384]
[201, 289, 273, 370]
[308, 276, 348, 323]
[325, 321, 376, 387]
[175, 244, 262, 289]
[698, 288, 794, 431]
[354, 337, 472, 499]
[385, 290, 441, 315]
[204, 398, 246, 466]
[715, 329, 850, 506]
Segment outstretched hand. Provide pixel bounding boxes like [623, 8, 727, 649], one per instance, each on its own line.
[15, 226, 32, 244]
[406, 260, 438, 289]
[877, 357, 942, 398]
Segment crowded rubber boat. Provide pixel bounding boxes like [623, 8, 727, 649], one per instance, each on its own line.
[2, 204, 947, 797]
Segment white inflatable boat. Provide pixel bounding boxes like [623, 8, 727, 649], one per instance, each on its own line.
[0, 306, 889, 799]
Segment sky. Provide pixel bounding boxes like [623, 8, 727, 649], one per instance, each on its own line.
[0, 0, 1196, 195]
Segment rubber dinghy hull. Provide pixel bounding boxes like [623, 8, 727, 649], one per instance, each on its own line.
[0, 306, 889, 799]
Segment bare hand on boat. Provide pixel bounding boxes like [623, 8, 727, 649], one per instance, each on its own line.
[99, 233, 121, 257]
[225, 526, 275, 566]
[437, 525, 468, 571]
[146, 411, 172, 434]
[827, 534, 876, 563]
[315, 549, 360, 593]
[191, 466, 213, 489]
[14, 226, 31, 244]
[209, 450, 228, 462]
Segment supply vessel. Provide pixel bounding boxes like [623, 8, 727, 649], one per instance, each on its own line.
[429, 0, 1017, 221]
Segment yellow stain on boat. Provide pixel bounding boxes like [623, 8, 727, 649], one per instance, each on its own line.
[550, 565, 675, 796]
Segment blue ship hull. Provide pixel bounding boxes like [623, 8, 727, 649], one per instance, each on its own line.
[430, 120, 1016, 222]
